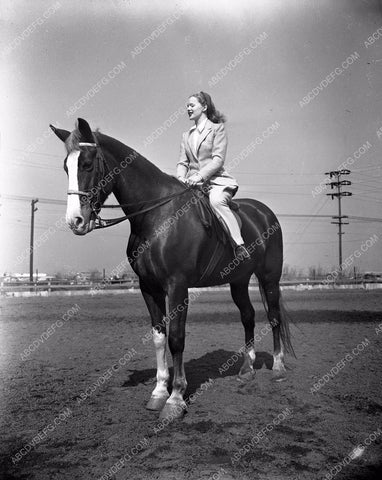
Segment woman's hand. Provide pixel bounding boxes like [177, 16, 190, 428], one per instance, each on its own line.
[186, 172, 204, 186]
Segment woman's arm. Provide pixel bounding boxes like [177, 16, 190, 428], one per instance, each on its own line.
[177, 133, 189, 180]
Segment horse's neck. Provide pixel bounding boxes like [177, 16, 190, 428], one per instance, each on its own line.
[100, 134, 180, 209]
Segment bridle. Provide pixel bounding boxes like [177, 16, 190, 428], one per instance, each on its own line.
[67, 141, 191, 229]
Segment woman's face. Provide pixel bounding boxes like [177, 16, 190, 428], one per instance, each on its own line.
[187, 96, 206, 122]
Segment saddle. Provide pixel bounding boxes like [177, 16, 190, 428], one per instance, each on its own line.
[189, 187, 245, 282]
[191, 187, 242, 247]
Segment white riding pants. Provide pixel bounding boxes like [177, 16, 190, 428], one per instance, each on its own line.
[209, 185, 244, 246]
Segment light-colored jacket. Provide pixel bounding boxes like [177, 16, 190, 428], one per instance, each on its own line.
[177, 119, 238, 188]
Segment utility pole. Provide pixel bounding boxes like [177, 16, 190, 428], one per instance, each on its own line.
[325, 170, 352, 278]
[29, 199, 39, 282]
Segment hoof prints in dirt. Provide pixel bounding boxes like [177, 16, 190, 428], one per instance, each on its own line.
[334, 393, 382, 414]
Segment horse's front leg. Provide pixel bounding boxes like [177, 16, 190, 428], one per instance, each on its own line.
[159, 284, 188, 421]
[140, 285, 170, 411]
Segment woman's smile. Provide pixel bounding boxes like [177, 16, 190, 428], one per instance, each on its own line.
[187, 97, 206, 122]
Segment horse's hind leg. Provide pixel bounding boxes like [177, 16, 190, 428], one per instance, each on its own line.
[261, 282, 286, 375]
[230, 280, 256, 380]
[140, 283, 170, 411]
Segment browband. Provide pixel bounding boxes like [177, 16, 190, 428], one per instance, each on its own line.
[67, 189, 90, 196]
[79, 142, 97, 147]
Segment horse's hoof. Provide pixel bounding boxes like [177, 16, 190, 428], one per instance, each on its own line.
[159, 402, 187, 422]
[146, 395, 169, 411]
[272, 369, 287, 382]
[237, 368, 256, 382]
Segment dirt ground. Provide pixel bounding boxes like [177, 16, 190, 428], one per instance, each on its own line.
[1, 289, 382, 480]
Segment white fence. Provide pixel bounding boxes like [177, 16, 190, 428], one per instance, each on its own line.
[1, 279, 382, 297]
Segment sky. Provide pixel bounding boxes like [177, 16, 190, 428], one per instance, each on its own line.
[1, 0, 381, 277]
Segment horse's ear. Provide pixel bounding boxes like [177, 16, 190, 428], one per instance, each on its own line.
[50, 125, 70, 143]
[77, 118, 95, 143]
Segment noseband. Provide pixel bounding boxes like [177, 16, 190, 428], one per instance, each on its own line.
[67, 141, 191, 229]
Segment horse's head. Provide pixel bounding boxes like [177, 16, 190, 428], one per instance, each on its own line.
[50, 118, 113, 235]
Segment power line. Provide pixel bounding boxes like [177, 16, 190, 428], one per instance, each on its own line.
[3, 194, 382, 222]
[1, 194, 333, 218]
[6, 161, 62, 171]
[352, 165, 382, 172]
[353, 172, 382, 180]
[283, 195, 330, 257]
[349, 215, 382, 223]
[10, 148, 63, 159]
[285, 239, 370, 245]
[352, 195, 382, 204]
[1, 194, 66, 205]
[352, 197, 382, 206]
[240, 190, 316, 196]
[233, 182, 320, 187]
[278, 214, 332, 218]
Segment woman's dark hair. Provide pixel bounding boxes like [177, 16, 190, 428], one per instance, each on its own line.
[190, 91, 226, 123]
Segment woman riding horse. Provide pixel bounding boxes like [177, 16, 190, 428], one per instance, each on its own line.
[50, 116, 293, 422]
[177, 91, 250, 259]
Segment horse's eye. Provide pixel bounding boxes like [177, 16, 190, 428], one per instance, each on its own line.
[79, 157, 93, 171]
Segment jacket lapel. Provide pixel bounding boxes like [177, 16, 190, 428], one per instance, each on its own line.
[186, 120, 213, 159]
[195, 120, 212, 155]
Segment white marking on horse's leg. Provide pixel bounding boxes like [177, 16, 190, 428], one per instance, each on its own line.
[248, 347, 256, 363]
[66, 151, 81, 224]
[166, 361, 187, 406]
[239, 345, 256, 378]
[151, 329, 169, 399]
[273, 348, 286, 372]
[159, 355, 187, 420]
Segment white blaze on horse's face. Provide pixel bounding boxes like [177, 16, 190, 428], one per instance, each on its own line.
[66, 150, 84, 232]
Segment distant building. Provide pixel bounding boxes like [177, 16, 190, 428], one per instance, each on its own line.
[1, 273, 55, 283]
[363, 272, 382, 281]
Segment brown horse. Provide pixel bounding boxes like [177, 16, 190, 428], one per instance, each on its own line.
[50, 118, 294, 421]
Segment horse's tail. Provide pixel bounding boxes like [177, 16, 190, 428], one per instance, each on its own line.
[279, 292, 296, 358]
[258, 283, 296, 358]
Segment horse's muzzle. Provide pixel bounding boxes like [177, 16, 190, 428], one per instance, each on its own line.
[68, 218, 95, 235]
